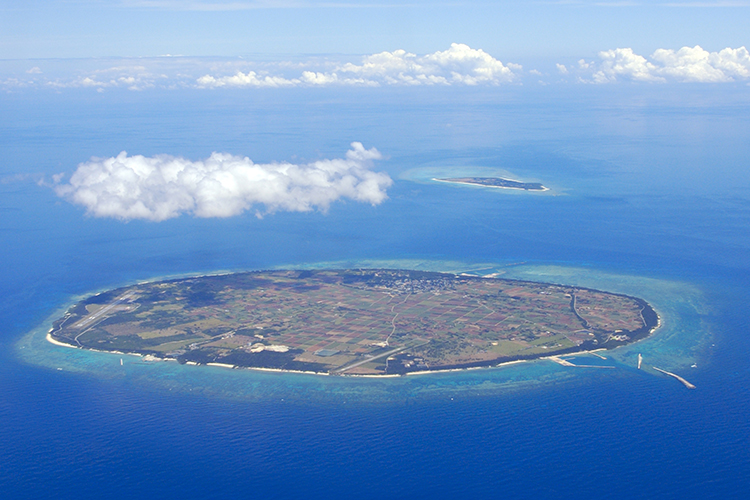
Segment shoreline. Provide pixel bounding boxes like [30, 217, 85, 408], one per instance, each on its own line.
[46, 332, 78, 349]
[432, 178, 550, 192]
[41, 265, 664, 379]
[45, 332, 645, 378]
[44, 331, 536, 377]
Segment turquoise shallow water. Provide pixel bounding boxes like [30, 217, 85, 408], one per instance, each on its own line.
[1, 86, 749, 498]
[17, 260, 709, 404]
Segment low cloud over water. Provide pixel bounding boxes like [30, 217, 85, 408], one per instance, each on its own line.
[54, 143, 392, 221]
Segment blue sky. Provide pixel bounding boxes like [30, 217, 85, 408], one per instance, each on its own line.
[1, 1, 749, 220]
[0, 2, 748, 100]
[2, 1, 748, 60]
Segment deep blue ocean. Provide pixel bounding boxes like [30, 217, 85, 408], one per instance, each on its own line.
[1, 84, 750, 499]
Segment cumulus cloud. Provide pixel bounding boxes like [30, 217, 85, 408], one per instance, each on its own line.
[347, 44, 518, 85]
[196, 44, 520, 88]
[592, 48, 661, 83]
[653, 46, 750, 81]
[196, 71, 298, 88]
[40, 64, 173, 91]
[579, 45, 750, 83]
[54, 143, 392, 221]
[8, 45, 750, 92]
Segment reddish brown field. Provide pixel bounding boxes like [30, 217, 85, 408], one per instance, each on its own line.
[51, 269, 652, 374]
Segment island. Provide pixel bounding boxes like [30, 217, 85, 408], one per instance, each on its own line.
[48, 269, 658, 375]
[434, 177, 548, 191]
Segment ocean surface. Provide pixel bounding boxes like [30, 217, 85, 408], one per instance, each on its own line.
[1, 85, 750, 499]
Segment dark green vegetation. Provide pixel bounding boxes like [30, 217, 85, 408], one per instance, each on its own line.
[50, 269, 657, 375]
[436, 177, 547, 191]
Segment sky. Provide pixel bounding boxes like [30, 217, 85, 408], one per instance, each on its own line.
[2, 1, 750, 89]
[2, 0, 748, 221]
[1, 1, 748, 61]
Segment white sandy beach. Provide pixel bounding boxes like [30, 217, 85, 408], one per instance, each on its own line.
[432, 178, 550, 192]
[46, 333, 78, 349]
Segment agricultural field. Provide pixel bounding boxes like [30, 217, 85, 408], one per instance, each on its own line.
[50, 269, 658, 375]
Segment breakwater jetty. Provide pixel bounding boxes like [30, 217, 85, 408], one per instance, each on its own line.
[653, 366, 696, 389]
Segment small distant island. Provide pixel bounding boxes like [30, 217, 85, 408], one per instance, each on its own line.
[48, 269, 657, 376]
[434, 177, 548, 191]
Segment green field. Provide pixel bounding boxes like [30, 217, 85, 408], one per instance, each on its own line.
[50, 269, 658, 375]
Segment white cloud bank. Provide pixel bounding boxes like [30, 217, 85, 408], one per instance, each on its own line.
[54, 143, 392, 221]
[6, 44, 749, 92]
[197, 44, 520, 88]
[569, 45, 750, 83]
